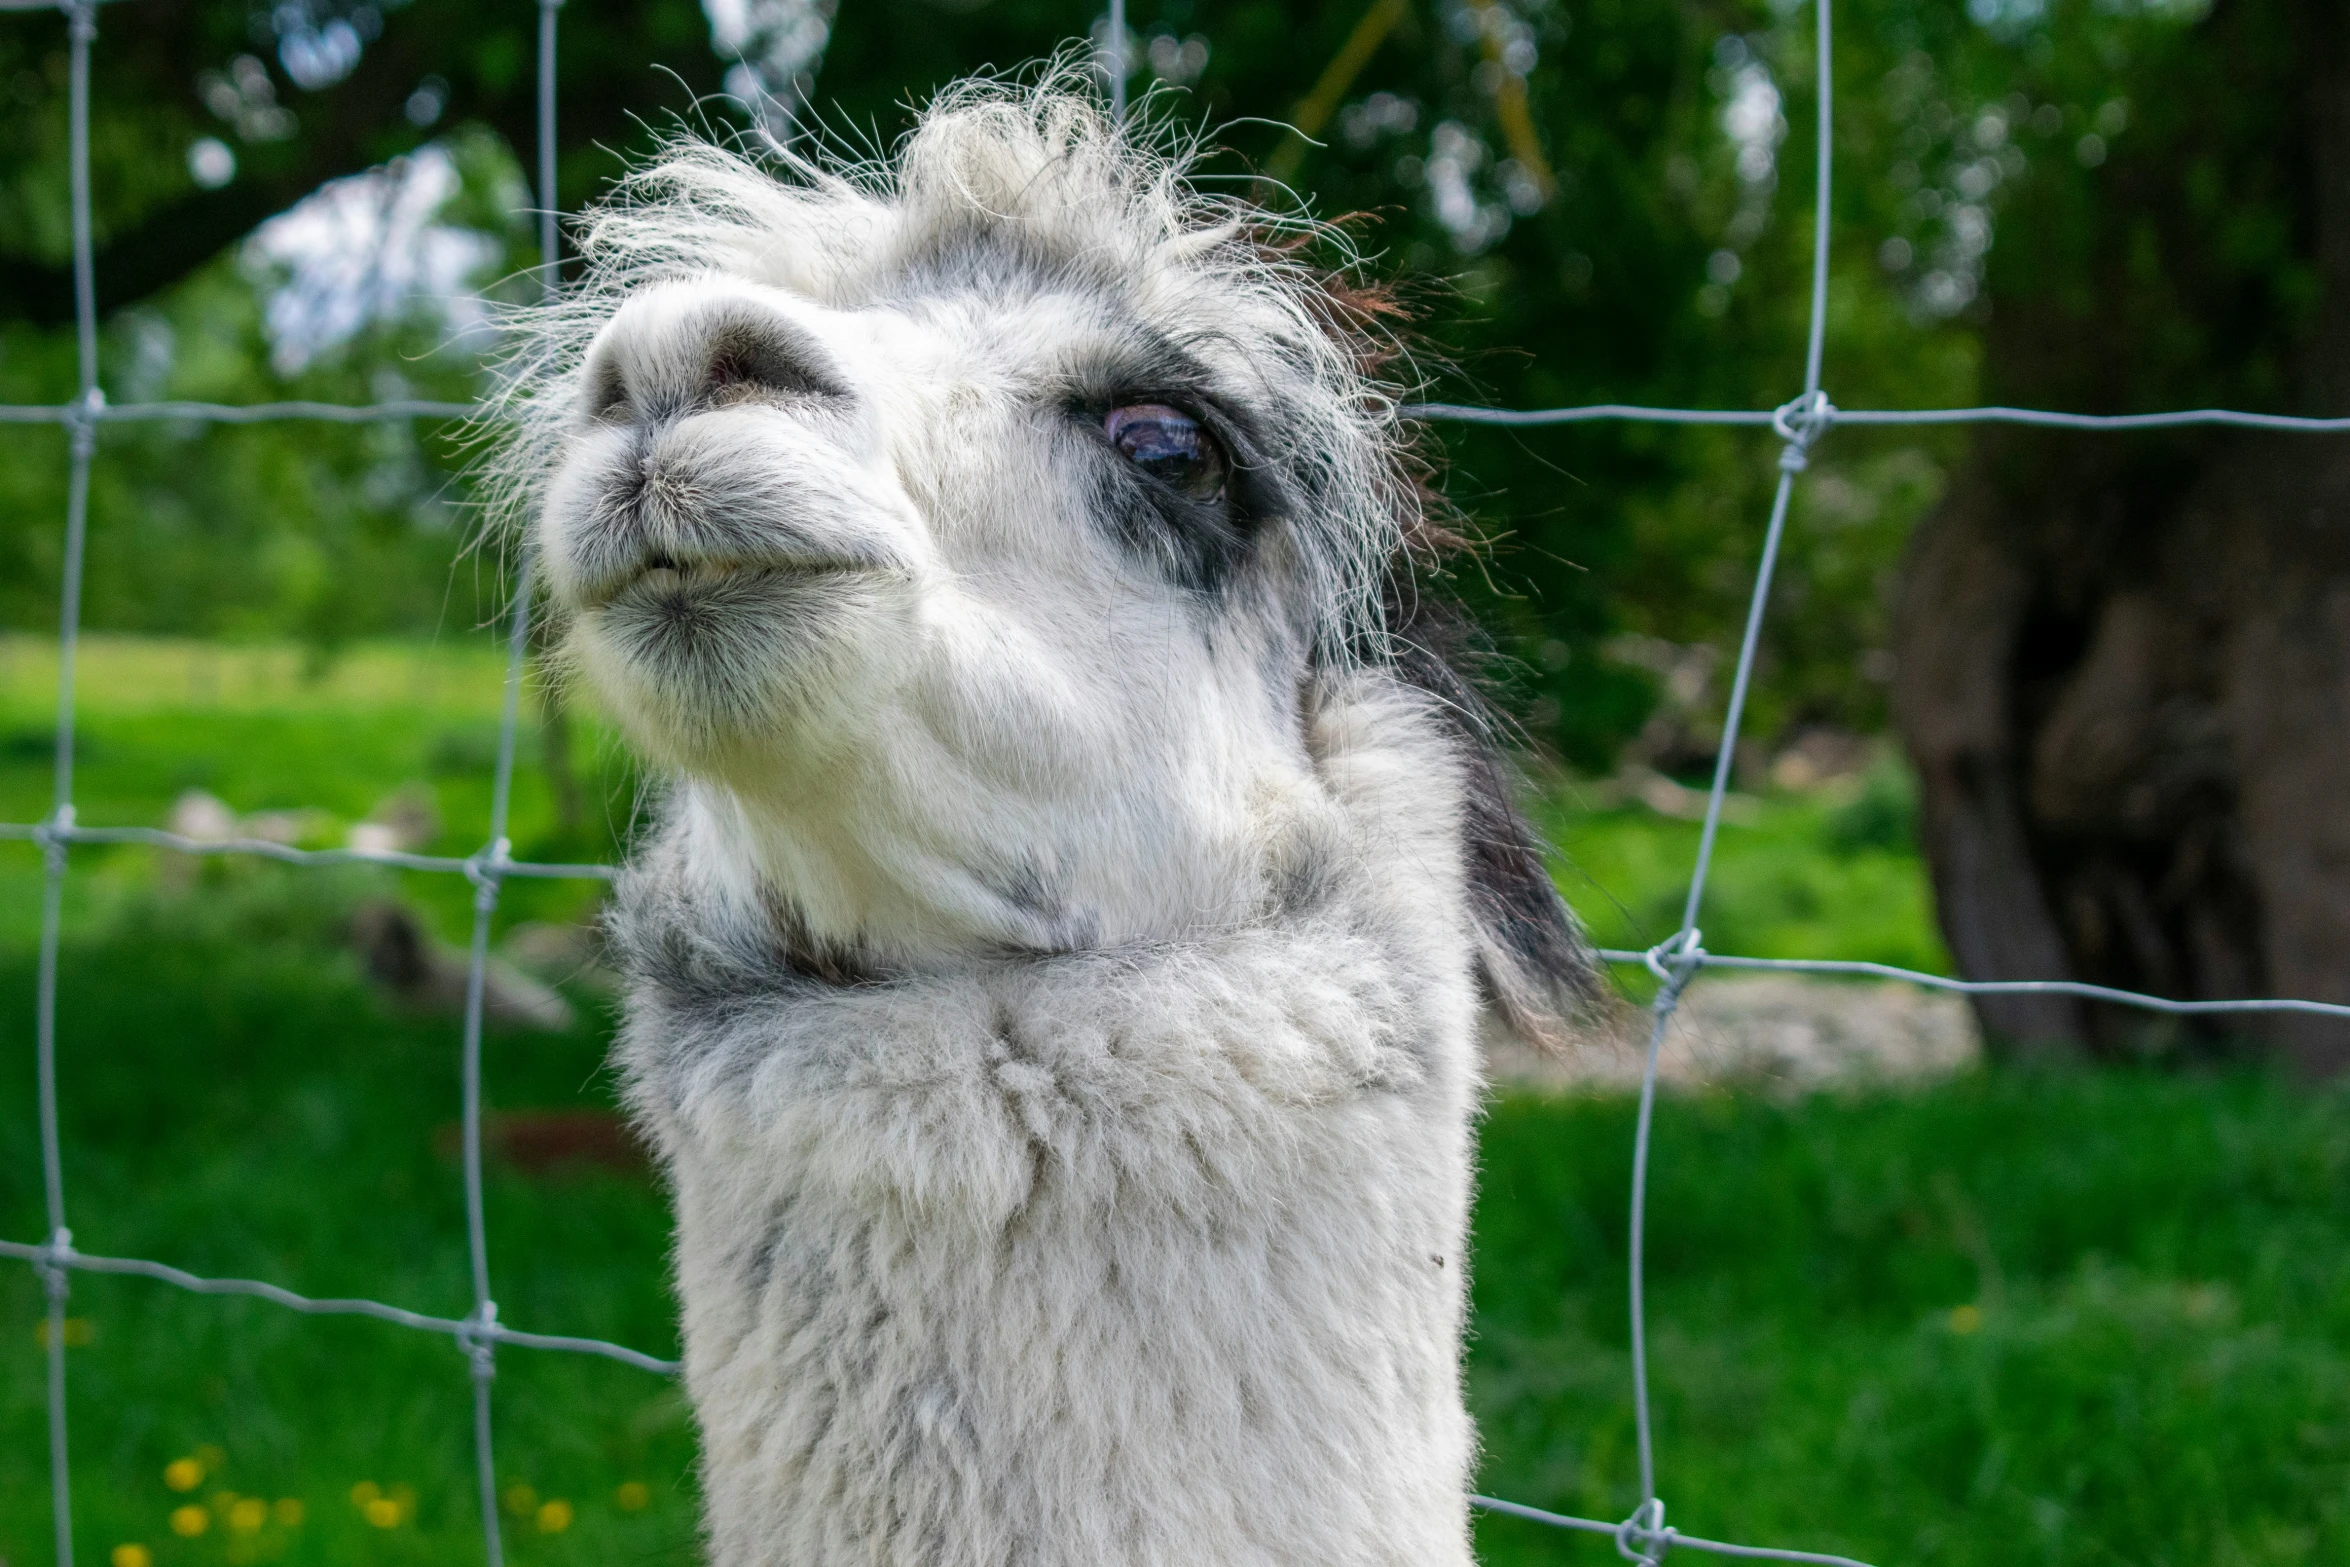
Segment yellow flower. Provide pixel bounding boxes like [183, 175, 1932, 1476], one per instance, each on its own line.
[349, 1481, 381, 1507]
[163, 1457, 204, 1492]
[363, 1497, 401, 1529]
[503, 1483, 541, 1516]
[34, 1317, 94, 1348]
[110, 1545, 152, 1567]
[169, 1506, 209, 1539]
[614, 1481, 651, 1511]
[1949, 1303, 1984, 1335]
[536, 1499, 574, 1534]
[229, 1497, 267, 1532]
[272, 1498, 306, 1527]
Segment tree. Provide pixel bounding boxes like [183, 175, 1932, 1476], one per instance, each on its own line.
[1892, 0, 2350, 1069]
[0, 0, 726, 327]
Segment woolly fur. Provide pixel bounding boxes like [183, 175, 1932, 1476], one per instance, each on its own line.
[495, 73, 1592, 1566]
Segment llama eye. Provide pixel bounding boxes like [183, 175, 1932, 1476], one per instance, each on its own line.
[1105, 404, 1227, 502]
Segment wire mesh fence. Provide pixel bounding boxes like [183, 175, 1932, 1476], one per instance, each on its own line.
[2, 0, 2346, 1561]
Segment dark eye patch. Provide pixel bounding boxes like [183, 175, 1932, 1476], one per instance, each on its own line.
[1085, 396, 1261, 597]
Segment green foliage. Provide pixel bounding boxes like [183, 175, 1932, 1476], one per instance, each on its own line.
[7, 0, 2241, 768]
[0, 1, 728, 299]
[1823, 749, 1918, 854]
[0, 119, 533, 643]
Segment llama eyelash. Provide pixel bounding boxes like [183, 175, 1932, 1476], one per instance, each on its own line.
[1097, 455, 1253, 599]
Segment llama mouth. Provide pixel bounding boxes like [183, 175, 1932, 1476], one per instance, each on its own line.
[586, 554, 866, 609]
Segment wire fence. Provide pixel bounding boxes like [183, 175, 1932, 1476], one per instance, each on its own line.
[1, 0, 2345, 1561]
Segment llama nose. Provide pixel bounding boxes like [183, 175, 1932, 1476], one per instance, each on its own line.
[581, 285, 851, 425]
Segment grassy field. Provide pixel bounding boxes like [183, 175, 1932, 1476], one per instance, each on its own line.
[0, 634, 634, 950]
[2, 638, 2344, 1566]
[1536, 758, 1951, 980]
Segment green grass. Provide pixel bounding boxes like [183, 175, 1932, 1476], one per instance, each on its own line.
[0, 873, 692, 1564]
[5, 903, 2346, 1566]
[0, 635, 641, 948]
[3, 638, 2343, 1564]
[1538, 760, 1951, 980]
[1468, 1080, 2350, 1566]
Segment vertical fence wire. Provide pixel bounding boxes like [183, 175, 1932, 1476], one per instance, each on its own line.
[1107, 0, 1127, 121]
[458, 5, 563, 1557]
[33, 4, 101, 1563]
[1800, 0, 1833, 399]
[539, 0, 561, 287]
[1619, 0, 1835, 1551]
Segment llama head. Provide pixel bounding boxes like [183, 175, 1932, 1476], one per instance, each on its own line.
[502, 78, 1592, 1033]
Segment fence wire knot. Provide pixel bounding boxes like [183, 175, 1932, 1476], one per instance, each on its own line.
[1771, 390, 1837, 471]
[1643, 928, 1708, 1011]
[458, 1300, 500, 1380]
[31, 804, 74, 865]
[463, 837, 513, 903]
[33, 1229, 74, 1302]
[61, 387, 102, 458]
[1615, 1498, 1675, 1565]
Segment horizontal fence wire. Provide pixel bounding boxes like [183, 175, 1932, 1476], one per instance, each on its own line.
[1470, 1496, 1878, 1567]
[1405, 400, 2350, 432]
[10, 396, 2350, 430]
[0, 398, 480, 423]
[2, 0, 2343, 1559]
[1596, 949, 2350, 1021]
[0, 1239, 678, 1373]
[0, 820, 615, 879]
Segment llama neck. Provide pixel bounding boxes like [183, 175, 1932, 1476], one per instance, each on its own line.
[609, 676, 1491, 1566]
[612, 832, 1485, 1567]
[670, 741, 1336, 969]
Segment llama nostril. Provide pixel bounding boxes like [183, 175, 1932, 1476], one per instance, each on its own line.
[699, 319, 845, 407]
[588, 360, 631, 423]
[581, 290, 850, 426]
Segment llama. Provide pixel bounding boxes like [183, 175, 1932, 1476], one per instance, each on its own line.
[499, 78, 1595, 1566]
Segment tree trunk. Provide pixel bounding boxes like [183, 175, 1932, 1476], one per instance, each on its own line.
[1898, 432, 2350, 1070]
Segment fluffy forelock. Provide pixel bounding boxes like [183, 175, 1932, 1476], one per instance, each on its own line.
[482, 70, 1425, 662]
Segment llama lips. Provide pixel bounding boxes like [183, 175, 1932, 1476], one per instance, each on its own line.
[592, 554, 862, 607]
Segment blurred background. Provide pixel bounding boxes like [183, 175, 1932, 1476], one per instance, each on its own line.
[2, 0, 2348, 1561]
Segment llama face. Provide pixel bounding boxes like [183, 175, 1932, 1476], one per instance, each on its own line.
[536, 217, 1365, 962]
[511, 87, 1591, 1045]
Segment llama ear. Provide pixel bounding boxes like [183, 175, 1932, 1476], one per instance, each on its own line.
[1382, 625, 1604, 1051]
[1453, 725, 1605, 1051]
